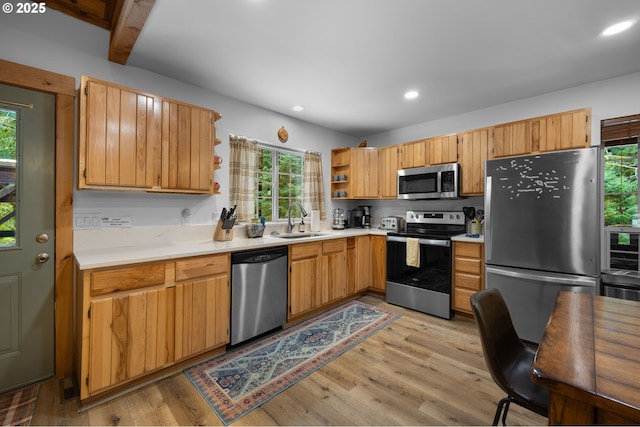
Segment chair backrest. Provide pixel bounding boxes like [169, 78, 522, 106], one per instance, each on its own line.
[470, 288, 526, 394]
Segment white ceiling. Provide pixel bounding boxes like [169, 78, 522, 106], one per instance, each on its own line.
[127, 0, 640, 137]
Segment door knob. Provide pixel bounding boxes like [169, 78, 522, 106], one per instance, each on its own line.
[36, 253, 50, 263]
[36, 233, 49, 243]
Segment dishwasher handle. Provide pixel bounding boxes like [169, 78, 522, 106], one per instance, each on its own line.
[231, 246, 288, 265]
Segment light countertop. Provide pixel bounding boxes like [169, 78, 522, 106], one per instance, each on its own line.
[451, 234, 485, 243]
[74, 226, 387, 270]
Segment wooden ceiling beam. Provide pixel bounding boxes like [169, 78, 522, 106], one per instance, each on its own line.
[108, 0, 155, 65]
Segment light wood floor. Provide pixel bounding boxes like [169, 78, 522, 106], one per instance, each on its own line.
[31, 295, 547, 426]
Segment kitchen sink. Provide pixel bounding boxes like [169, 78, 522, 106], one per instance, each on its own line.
[272, 233, 327, 239]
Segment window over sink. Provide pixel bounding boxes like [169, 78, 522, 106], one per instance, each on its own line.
[255, 146, 304, 221]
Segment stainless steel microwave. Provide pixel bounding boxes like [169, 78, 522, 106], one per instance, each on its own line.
[397, 163, 461, 200]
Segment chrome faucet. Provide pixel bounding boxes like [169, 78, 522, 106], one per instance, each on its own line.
[287, 202, 308, 234]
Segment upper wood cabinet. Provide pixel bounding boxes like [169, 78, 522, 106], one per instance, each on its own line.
[398, 139, 427, 169]
[531, 108, 591, 152]
[490, 120, 531, 159]
[458, 128, 489, 196]
[161, 100, 215, 192]
[330, 147, 378, 199]
[427, 134, 458, 165]
[378, 145, 399, 198]
[78, 75, 221, 194]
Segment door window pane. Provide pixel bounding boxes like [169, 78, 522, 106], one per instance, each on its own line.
[0, 108, 17, 248]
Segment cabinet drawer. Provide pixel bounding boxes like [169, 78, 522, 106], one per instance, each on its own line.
[91, 263, 166, 296]
[454, 288, 477, 313]
[454, 272, 482, 290]
[290, 242, 321, 260]
[455, 242, 483, 258]
[455, 258, 482, 275]
[175, 253, 229, 282]
[323, 238, 346, 254]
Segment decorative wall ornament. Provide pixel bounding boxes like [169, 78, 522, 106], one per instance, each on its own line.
[277, 126, 288, 143]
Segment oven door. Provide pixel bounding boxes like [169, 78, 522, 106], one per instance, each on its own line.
[385, 235, 453, 319]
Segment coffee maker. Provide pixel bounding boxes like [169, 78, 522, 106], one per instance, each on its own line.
[348, 207, 364, 228]
[361, 205, 372, 228]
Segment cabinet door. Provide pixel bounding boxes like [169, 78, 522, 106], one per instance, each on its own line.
[370, 236, 387, 291]
[452, 242, 484, 314]
[351, 148, 379, 198]
[458, 128, 489, 195]
[399, 140, 427, 169]
[322, 239, 347, 302]
[490, 121, 531, 159]
[289, 243, 322, 318]
[174, 275, 230, 361]
[355, 235, 371, 291]
[533, 108, 590, 152]
[378, 145, 399, 198]
[88, 287, 175, 394]
[428, 134, 458, 165]
[81, 79, 162, 189]
[161, 100, 214, 193]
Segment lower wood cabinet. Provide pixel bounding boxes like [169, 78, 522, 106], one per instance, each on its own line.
[452, 241, 484, 314]
[76, 253, 230, 400]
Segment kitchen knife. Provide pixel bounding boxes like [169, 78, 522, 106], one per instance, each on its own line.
[220, 208, 227, 221]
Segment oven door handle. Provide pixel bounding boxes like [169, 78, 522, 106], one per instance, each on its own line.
[387, 235, 451, 247]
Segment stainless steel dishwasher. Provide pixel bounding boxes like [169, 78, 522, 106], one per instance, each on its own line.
[231, 246, 288, 345]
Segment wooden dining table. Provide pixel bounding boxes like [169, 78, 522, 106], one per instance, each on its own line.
[531, 291, 640, 425]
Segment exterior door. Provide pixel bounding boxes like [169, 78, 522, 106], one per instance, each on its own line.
[0, 84, 55, 392]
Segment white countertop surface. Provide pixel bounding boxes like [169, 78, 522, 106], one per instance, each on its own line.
[451, 234, 485, 243]
[74, 226, 388, 270]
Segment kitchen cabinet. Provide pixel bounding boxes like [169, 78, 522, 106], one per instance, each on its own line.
[531, 108, 591, 152]
[322, 239, 348, 303]
[78, 75, 221, 194]
[330, 148, 378, 199]
[378, 145, 399, 198]
[370, 235, 387, 292]
[458, 128, 489, 196]
[490, 120, 531, 159]
[399, 139, 427, 169]
[428, 134, 458, 165]
[76, 253, 230, 400]
[289, 242, 322, 317]
[452, 241, 484, 315]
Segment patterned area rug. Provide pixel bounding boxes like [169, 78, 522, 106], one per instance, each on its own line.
[184, 300, 401, 424]
[0, 383, 39, 426]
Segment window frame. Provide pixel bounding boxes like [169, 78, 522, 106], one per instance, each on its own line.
[255, 145, 304, 222]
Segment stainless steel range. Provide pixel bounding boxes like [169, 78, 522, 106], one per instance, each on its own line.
[385, 210, 466, 319]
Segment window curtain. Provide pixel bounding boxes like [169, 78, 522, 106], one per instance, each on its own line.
[303, 152, 326, 220]
[228, 135, 258, 222]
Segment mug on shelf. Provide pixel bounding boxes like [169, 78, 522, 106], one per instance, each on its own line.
[214, 155, 223, 165]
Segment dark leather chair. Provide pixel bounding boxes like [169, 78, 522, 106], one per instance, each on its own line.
[470, 288, 549, 425]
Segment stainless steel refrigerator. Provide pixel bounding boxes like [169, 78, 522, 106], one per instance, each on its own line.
[485, 147, 600, 344]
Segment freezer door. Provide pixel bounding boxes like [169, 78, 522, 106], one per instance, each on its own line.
[485, 266, 597, 344]
[485, 147, 599, 276]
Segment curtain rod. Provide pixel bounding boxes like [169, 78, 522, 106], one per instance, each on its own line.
[228, 133, 322, 157]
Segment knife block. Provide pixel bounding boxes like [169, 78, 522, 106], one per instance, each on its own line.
[213, 220, 234, 241]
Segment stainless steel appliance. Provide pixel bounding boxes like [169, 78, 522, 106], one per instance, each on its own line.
[386, 210, 466, 319]
[397, 163, 461, 200]
[348, 207, 364, 228]
[601, 228, 640, 301]
[231, 246, 288, 345]
[361, 205, 372, 228]
[485, 147, 600, 344]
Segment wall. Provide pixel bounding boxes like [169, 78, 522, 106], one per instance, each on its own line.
[0, 9, 357, 230]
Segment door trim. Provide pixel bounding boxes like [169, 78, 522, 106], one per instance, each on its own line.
[0, 59, 75, 378]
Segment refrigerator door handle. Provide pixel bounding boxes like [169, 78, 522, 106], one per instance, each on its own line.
[485, 175, 493, 261]
[485, 266, 598, 287]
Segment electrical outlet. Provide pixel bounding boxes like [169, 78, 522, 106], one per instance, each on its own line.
[74, 213, 101, 229]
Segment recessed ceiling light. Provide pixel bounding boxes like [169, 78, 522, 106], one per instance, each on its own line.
[404, 90, 419, 100]
[292, 105, 304, 112]
[602, 20, 635, 36]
